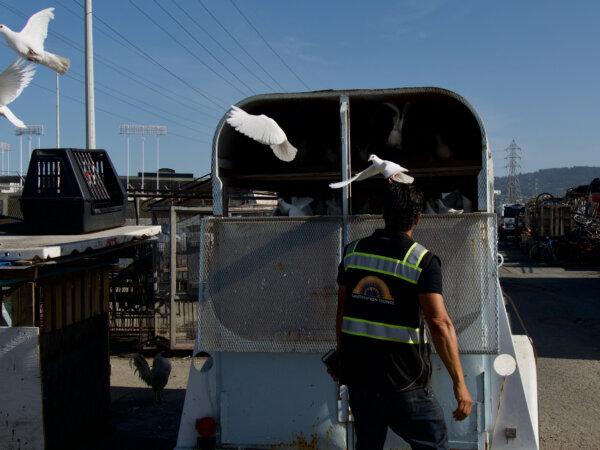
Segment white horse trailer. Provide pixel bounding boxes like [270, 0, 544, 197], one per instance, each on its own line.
[176, 88, 538, 449]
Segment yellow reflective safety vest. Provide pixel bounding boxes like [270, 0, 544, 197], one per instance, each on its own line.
[339, 229, 433, 390]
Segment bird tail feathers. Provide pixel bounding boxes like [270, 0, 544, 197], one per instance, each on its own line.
[0, 106, 26, 128]
[41, 52, 70, 75]
[130, 354, 153, 386]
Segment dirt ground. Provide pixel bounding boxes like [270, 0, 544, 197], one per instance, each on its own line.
[80, 354, 191, 450]
[500, 245, 600, 449]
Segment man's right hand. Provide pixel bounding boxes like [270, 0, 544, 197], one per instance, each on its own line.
[452, 381, 474, 421]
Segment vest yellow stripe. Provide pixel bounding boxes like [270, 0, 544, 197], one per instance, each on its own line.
[344, 263, 418, 285]
[342, 316, 421, 344]
[403, 242, 418, 263]
[347, 251, 423, 271]
[343, 315, 420, 331]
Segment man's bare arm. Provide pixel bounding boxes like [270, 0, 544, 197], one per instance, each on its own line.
[419, 292, 473, 421]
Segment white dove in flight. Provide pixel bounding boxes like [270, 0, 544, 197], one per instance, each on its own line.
[385, 102, 410, 150]
[0, 59, 35, 128]
[226, 105, 298, 162]
[329, 154, 414, 189]
[0, 8, 70, 75]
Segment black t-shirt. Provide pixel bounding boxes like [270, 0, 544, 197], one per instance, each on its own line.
[337, 234, 443, 295]
[337, 230, 443, 391]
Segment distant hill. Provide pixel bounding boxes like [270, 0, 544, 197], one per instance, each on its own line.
[494, 166, 600, 200]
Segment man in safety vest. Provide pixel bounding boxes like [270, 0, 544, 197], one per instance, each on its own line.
[335, 182, 473, 449]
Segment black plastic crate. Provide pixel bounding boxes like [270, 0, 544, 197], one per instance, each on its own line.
[20, 149, 126, 234]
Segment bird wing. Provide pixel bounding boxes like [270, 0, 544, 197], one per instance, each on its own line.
[291, 196, 313, 211]
[152, 354, 172, 389]
[329, 164, 380, 189]
[0, 59, 35, 106]
[384, 102, 400, 124]
[270, 140, 297, 162]
[389, 171, 414, 185]
[20, 8, 55, 48]
[226, 105, 286, 145]
[0, 106, 26, 128]
[277, 199, 291, 214]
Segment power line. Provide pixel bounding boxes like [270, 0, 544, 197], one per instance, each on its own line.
[71, 0, 228, 109]
[58, 0, 221, 116]
[64, 71, 212, 137]
[30, 81, 209, 144]
[197, 0, 286, 91]
[94, 54, 220, 120]
[0, 0, 224, 118]
[229, 0, 310, 90]
[170, 0, 275, 91]
[67, 69, 213, 131]
[128, 0, 250, 97]
[152, 0, 257, 95]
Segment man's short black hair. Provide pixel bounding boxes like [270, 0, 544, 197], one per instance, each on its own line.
[382, 181, 424, 232]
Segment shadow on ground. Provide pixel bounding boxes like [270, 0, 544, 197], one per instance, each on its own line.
[500, 246, 600, 360]
[79, 387, 186, 450]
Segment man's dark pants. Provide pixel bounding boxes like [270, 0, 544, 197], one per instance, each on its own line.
[349, 386, 449, 450]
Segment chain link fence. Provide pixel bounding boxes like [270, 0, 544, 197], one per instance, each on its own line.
[197, 214, 499, 354]
[152, 208, 205, 349]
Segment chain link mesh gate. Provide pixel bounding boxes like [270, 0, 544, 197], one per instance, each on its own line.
[153, 207, 206, 349]
[197, 214, 499, 354]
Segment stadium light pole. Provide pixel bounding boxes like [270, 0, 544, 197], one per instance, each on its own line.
[119, 124, 167, 192]
[15, 125, 43, 184]
[0, 142, 10, 176]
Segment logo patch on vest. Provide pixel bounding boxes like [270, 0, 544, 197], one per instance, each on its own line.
[352, 275, 394, 305]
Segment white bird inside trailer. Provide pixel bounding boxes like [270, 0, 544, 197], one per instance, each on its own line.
[176, 88, 539, 450]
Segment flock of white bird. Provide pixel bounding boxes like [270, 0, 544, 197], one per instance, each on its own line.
[0, 8, 464, 215]
[226, 104, 469, 216]
[0, 8, 70, 128]
[226, 105, 414, 199]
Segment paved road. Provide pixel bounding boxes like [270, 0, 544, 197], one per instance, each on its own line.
[499, 247, 600, 449]
[82, 248, 600, 450]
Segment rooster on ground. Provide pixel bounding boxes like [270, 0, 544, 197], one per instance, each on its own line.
[130, 352, 172, 403]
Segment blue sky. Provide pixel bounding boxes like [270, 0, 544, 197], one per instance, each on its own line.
[1, 0, 600, 178]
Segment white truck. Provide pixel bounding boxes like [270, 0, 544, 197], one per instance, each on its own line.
[176, 88, 539, 449]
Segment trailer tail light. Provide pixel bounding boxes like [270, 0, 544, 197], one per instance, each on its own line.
[195, 417, 217, 450]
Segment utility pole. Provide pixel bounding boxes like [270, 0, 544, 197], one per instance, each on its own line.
[56, 73, 60, 147]
[504, 139, 522, 204]
[85, 0, 96, 148]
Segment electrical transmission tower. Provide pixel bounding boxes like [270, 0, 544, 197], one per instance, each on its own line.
[504, 139, 522, 203]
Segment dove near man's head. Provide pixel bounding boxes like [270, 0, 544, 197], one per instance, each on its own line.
[329, 154, 412, 189]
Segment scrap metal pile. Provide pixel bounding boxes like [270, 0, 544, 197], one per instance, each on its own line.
[565, 184, 600, 264]
[523, 185, 600, 265]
